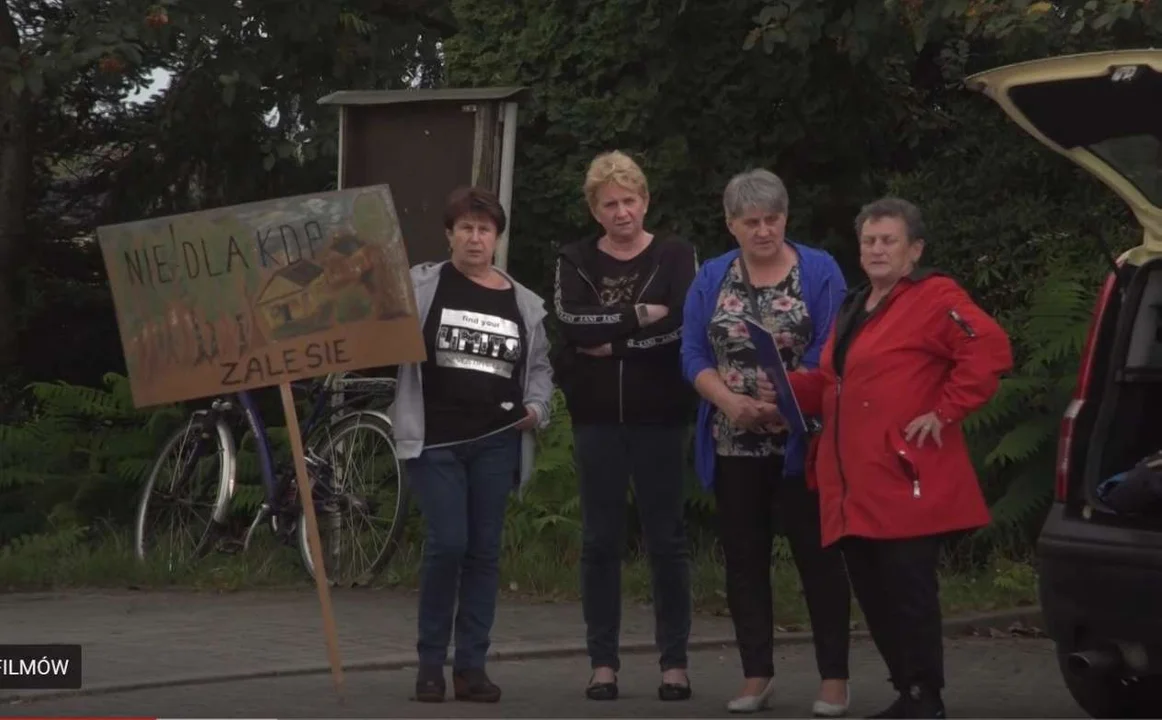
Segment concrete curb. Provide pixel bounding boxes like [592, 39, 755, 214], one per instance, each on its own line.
[1, 606, 1043, 705]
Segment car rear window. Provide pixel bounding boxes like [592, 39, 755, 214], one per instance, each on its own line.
[1009, 64, 1162, 205]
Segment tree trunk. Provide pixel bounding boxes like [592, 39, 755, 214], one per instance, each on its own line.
[0, 2, 31, 370]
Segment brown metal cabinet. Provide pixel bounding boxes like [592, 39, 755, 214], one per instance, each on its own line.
[317, 87, 528, 271]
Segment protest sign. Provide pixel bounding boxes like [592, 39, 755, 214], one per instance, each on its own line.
[97, 185, 423, 408]
[97, 184, 426, 700]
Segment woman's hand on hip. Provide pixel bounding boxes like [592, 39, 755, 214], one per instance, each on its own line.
[905, 411, 945, 448]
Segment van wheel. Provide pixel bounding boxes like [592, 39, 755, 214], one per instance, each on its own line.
[1058, 653, 1162, 718]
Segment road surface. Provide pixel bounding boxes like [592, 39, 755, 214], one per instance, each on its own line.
[2, 637, 1083, 718]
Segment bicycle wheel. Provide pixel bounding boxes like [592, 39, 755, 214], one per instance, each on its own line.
[296, 412, 408, 586]
[134, 411, 236, 569]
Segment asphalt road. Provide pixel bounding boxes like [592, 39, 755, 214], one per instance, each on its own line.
[1, 637, 1083, 718]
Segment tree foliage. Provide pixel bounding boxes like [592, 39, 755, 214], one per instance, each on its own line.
[747, 0, 1160, 62]
[443, 0, 919, 292]
[4, 0, 449, 396]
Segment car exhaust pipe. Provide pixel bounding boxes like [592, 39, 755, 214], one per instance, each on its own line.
[1068, 644, 1162, 678]
[1067, 648, 1123, 675]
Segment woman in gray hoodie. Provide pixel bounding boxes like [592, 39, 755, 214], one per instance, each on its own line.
[388, 186, 554, 705]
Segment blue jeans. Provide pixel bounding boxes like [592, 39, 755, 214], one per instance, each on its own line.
[406, 428, 519, 670]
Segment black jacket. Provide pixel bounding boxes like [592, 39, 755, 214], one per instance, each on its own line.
[552, 233, 698, 426]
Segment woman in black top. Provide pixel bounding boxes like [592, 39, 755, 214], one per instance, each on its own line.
[389, 186, 554, 705]
[553, 150, 699, 702]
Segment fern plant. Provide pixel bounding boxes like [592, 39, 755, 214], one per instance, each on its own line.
[0, 373, 189, 544]
[0, 372, 301, 548]
[504, 389, 583, 556]
[964, 267, 1099, 549]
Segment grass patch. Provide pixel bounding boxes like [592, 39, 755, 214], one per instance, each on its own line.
[0, 527, 307, 591]
[0, 527, 1039, 630]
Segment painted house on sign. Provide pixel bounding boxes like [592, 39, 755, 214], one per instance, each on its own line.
[322, 235, 373, 286]
[256, 260, 330, 337]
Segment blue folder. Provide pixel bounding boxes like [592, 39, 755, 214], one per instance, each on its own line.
[743, 317, 811, 437]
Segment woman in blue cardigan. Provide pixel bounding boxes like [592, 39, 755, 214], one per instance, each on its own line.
[680, 169, 852, 717]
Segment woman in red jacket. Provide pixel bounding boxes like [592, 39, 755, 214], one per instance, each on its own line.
[788, 197, 1013, 719]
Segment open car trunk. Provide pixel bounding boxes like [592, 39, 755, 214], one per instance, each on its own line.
[1085, 256, 1162, 524]
[965, 50, 1162, 525]
[966, 51, 1162, 255]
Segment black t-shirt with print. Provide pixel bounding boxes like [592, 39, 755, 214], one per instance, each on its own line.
[593, 246, 654, 308]
[421, 263, 527, 447]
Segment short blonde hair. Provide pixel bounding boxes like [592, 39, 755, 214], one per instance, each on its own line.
[583, 150, 649, 208]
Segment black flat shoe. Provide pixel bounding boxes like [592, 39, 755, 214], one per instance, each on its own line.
[658, 679, 692, 701]
[867, 685, 945, 719]
[867, 696, 904, 719]
[586, 673, 619, 701]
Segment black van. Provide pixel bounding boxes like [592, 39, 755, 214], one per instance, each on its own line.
[966, 50, 1162, 718]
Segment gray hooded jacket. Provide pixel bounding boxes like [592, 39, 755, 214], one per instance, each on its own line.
[388, 261, 554, 491]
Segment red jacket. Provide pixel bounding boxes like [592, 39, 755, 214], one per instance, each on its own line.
[789, 271, 1013, 547]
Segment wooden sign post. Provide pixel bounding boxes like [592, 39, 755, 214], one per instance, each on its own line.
[95, 185, 426, 701]
[280, 381, 344, 697]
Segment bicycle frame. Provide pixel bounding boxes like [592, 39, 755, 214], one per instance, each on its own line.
[139, 371, 397, 564]
[234, 375, 395, 511]
[159, 372, 396, 555]
[235, 389, 281, 507]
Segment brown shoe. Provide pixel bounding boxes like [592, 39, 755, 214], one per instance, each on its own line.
[414, 664, 445, 703]
[453, 667, 501, 703]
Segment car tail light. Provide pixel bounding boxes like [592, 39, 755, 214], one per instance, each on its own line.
[1055, 270, 1119, 501]
[1055, 400, 1082, 501]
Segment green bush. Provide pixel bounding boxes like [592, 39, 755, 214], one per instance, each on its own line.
[0, 374, 187, 545]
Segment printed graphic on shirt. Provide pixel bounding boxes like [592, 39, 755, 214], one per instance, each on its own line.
[434, 307, 522, 379]
[599, 272, 641, 306]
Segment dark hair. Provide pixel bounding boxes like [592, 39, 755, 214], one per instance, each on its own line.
[443, 186, 507, 236]
[854, 196, 926, 242]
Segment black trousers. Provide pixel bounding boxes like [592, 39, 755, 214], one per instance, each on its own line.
[714, 454, 851, 680]
[574, 424, 692, 673]
[841, 535, 946, 692]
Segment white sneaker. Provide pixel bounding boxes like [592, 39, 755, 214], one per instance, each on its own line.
[812, 687, 851, 718]
[726, 678, 776, 713]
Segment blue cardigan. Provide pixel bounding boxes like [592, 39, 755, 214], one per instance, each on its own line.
[680, 241, 848, 489]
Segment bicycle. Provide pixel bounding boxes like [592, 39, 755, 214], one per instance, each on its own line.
[132, 371, 410, 587]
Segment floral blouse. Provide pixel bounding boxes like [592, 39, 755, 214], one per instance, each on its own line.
[708, 259, 812, 457]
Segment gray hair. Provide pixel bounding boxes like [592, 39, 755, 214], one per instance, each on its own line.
[854, 197, 926, 242]
[723, 168, 789, 221]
